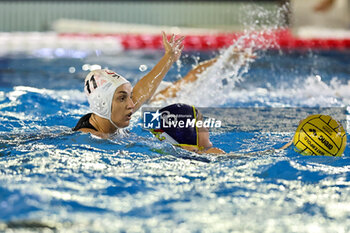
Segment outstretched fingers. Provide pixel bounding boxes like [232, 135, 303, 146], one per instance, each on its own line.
[161, 32, 185, 61]
[161, 31, 185, 45]
[162, 31, 167, 45]
[174, 36, 185, 47]
[170, 34, 175, 44]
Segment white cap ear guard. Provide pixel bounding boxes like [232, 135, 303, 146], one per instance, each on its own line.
[84, 69, 130, 125]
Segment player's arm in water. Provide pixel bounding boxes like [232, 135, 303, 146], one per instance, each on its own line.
[279, 120, 302, 150]
[181, 145, 225, 154]
[151, 48, 256, 102]
[151, 58, 218, 101]
[279, 138, 294, 150]
[132, 32, 184, 111]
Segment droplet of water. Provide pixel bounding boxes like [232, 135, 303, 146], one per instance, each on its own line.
[176, 59, 182, 72]
[315, 75, 322, 82]
[82, 64, 90, 71]
[90, 64, 101, 71]
[69, 67, 76, 73]
[139, 64, 148, 72]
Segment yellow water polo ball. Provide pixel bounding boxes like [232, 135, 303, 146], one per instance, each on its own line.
[293, 114, 347, 156]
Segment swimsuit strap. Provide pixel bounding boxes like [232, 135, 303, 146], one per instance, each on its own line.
[72, 113, 97, 131]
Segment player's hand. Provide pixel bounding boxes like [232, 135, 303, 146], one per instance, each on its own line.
[162, 31, 185, 62]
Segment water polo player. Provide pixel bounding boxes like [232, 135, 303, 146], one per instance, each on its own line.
[73, 32, 184, 138]
[149, 103, 225, 154]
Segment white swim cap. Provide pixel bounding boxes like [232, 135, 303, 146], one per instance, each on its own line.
[84, 69, 130, 127]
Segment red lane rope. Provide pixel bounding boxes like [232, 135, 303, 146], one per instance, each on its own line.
[59, 29, 350, 50]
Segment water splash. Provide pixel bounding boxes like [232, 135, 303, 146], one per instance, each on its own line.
[166, 46, 256, 106]
[153, 2, 350, 110]
[239, 2, 289, 30]
[153, 3, 291, 107]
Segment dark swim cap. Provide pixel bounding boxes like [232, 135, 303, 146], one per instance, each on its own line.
[150, 103, 199, 147]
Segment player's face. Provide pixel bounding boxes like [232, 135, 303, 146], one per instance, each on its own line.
[111, 83, 135, 128]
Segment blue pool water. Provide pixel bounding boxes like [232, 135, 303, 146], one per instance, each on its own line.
[0, 46, 350, 232]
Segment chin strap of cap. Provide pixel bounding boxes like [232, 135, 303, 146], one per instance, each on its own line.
[109, 119, 120, 130]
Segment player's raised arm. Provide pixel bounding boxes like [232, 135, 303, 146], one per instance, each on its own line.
[132, 32, 185, 111]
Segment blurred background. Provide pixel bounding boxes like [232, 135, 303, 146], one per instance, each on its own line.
[0, 0, 349, 32]
[0, 0, 288, 32]
[0, 0, 349, 52]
